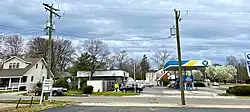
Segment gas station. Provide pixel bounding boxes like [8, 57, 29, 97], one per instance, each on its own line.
[163, 60, 212, 90]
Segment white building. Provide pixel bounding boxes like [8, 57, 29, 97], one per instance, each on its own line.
[0, 56, 53, 91]
[77, 70, 129, 90]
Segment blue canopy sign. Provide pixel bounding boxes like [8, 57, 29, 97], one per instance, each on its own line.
[245, 52, 250, 79]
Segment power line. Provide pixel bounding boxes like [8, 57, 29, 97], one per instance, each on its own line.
[62, 6, 250, 13]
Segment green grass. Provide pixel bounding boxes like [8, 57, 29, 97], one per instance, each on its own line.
[65, 89, 137, 96]
[218, 93, 235, 96]
[91, 92, 137, 96]
[216, 88, 228, 90]
[0, 90, 24, 94]
[3, 100, 76, 112]
[64, 89, 82, 96]
[0, 100, 40, 104]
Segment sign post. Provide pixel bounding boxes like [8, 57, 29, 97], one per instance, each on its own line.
[39, 79, 53, 105]
[245, 53, 250, 79]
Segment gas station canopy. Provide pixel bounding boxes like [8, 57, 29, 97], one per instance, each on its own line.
[164, 60, 212, 71]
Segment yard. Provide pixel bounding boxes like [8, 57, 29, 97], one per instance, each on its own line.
[65, 89, 137, 96]
[0, 100, 76, 112]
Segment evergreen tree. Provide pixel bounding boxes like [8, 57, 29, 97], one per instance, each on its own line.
[140, 54, 150, 80]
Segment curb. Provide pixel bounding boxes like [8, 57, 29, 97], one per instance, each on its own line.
[77, 102, 250, 108]
[122, 95, 237, 99]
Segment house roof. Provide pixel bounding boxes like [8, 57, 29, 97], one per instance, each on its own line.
[77, 70, 129, 78]
[0, 57, 42, 78]
[55, 71, 72, 78]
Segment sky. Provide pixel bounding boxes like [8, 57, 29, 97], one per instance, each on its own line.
[1, 0, 250, 66]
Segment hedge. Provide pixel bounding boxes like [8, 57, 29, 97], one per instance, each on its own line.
[194, 82, 206, 87]
[83, 86, 93, 94]
[226, 86, 250, 96]
[160, 79, 170, 86]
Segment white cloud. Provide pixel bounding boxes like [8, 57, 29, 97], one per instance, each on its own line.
[1, 0, 250, 64]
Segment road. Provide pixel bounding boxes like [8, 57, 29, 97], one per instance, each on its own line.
[42, 106, 250, 112]
[0, 87, 248, 106]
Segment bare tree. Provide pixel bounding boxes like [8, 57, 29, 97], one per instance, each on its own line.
[226, 55, 239, 83]
[83, 39, 110, 79]
[226, 55, 238, 66]
[27, 37, 75, 73]
[113, 50, 130, 70]
[4, 35, 23, 57]
[151, 49, 171, 69]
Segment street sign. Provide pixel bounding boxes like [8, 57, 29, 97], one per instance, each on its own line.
[244, 52, 250, 78]
[43, 79, 53, 93]
[39, 79, 54, 105]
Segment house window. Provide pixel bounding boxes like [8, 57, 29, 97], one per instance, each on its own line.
[8, 63, 20, 69]
[31, 76, 34, 82]
[9, 63, 13, 68]
[12, 63, 16, 68]
[42, 76, 45, 81]
[42, 65, 44, 69]
[36, 64, 38, 69]
[22, 76, 27, 82]
[16, 63, 20, 68]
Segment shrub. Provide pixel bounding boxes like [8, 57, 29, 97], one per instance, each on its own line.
[53, 77, 69, 88]
[83, 85, 93, 94]
[245, 79, 250, 84]
[227, 86, 250, 96]
[194, 82, 206, 87]
[36, 81, 42, 88]
[80, 78, 88, 89]
[19, 86, 26, 91]
[160, 79, 170, 86]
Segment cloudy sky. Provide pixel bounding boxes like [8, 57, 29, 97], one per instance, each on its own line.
[0, 0, 250, 66]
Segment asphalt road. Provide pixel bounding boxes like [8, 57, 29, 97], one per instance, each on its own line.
[0, 87, 249, 105]
[42, 106, 250, 112]
[141, 87, 166, 95]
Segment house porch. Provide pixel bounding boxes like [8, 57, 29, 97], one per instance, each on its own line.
[0, 76, 27, 91]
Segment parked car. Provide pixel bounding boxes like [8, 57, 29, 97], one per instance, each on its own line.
[119, 83, 144, 93]
[34, 87, 67, 96]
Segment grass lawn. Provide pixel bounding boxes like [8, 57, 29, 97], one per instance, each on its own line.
[1, 100, 76, 112]
[0, 90, 24, 94]
[65, 89, 137, 96]
[91, 92, 137, 96]
[218, 93, 235, 96]
[216, 88, 228, 90]
[64, 89, 83, 96]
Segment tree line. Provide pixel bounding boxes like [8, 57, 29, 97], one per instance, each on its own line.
[1, 34, 247, 82]
[1, 35, 171, 79]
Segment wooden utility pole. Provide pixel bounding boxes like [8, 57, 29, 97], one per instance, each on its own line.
[43, 3, 61, 79]
[43, 3, 61, 100]
[174, 9, 185, 105]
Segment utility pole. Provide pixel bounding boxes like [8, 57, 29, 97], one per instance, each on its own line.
[174, 9, 185, 105]
[134, 61, 136, 93]
[43, 3, 61, 100]
[43, 3, 61, 79]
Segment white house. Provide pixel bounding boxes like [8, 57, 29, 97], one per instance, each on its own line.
[0, 56, 53, 91]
